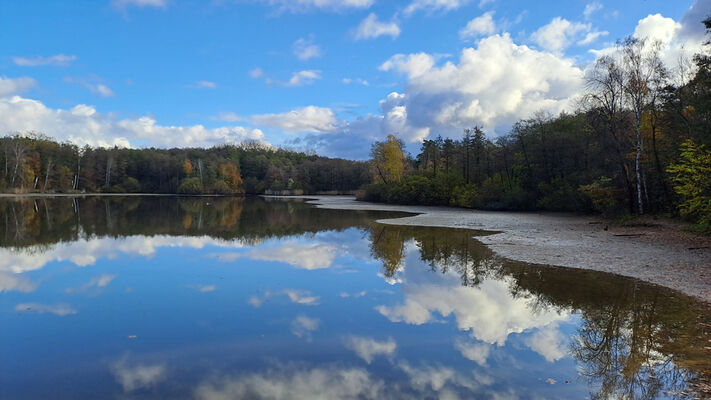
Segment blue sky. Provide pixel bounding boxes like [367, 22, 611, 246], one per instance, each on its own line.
[0, 0, 709, 159]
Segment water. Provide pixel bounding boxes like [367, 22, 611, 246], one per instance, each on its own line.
[0, 196, 709, 400]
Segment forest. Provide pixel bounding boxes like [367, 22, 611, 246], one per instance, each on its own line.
[2, 20, 710, 233]
[0, 136, 369, 195]
[361, 20, 711, 232]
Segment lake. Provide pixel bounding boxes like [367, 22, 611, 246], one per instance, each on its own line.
[1, 196, 710, 399]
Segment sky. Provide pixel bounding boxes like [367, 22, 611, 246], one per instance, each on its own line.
[0, 0, 709, 159]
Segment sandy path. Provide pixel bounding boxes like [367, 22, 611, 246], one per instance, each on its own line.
[303, 196, 711, 304]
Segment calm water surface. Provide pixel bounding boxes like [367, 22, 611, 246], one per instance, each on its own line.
[1, 196, 710, 399]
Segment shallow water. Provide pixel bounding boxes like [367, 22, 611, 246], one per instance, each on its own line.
[0, 196, 710, 399]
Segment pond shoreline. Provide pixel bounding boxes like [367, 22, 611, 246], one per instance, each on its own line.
[298, 195, 711, 304]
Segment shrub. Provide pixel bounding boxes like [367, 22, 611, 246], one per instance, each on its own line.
[178, 177, 204, 194]
[122, 177, 141, 193]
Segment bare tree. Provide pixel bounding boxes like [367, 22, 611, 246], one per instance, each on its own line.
[620, 37, 666, 214]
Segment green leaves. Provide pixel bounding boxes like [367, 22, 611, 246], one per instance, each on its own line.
[667, 139, 711, 224]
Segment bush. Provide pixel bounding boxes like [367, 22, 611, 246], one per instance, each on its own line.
[579, 176, 618, 215]
[122, 177, 141, 193]
[450, 184, 478, 208]
[211, 180, 231, 194]
[178, 177, 204, 194]
[360, 183, 388, 203]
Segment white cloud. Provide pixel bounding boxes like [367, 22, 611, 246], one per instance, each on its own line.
[189, 80, 218, 89]
[111, 357, 167, 392]
[460, 11, 497, 38]
[14, 303, 77, 316]
[404, 0, 472, 15]
[531, 17, 605, 53]
[291, 315, 320, 339]
[189, 284, 217, 292]
[64, 77, 116, 98]
[0, 76, 37, 97]
[589, 9, 707, 83]
[342, 78, 370, 86]
[283, 70, 322, 87]
[354, 13, 400, 40]
[293, 37, 323, 61]
[0, 96, 266, 148]
[0, 235, 247, 275]
[243, 242, 338, 269]
[583, 1, 603, 20]
[111, 0, 167, 9]
[524, 324, 567, 362]
[12, 54, 77, 67]
[194, 365, 385, 400]
[255, 0, 374, 13]
[454, 338, 491, 366]
[66, 274, 117, 293]
[339, 290, 367, 297]
[0, 273, 36, 293]
[343, 336, 397, 364]
[250, 289, 321, 306]
[251, 106, 339, 133]
[378, 35, 585, 138]
[633, 13, 682, 45]
[249, 67, 264, 79]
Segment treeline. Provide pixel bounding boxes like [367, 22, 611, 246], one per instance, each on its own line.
[0, 136, 369, 195]
[361, 20, 711, 230]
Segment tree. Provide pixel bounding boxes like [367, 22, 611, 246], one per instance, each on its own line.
[370, 134, 406, 184]
[666, 139, 711, 225]
[620, 37, 666, 214]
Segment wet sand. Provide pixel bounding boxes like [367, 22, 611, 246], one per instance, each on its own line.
[304, 196, 711, 304]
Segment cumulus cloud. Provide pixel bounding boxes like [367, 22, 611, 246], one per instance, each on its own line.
[354, 13, 401, 40]
[0, 235, 247, 275]
[531, 17, 607, 53]
[251, 106, 339, 133]
[14, 303, 77, 316]
[0, 76, 37, 97]
[454, 338, 491, 366]
[242, 242, 339, 269]
[12, 54, 77, 67]
[378, 34, 584, 137]
[293, 37, 322, 60]
[111, 357, 167, 392]
[343, 336, 397, 364]
[590, 7, 709, 82]
[291, 315, 320, 339]
[459, 11, 497, 38]
[194, 365, 385, 400]
[404, 0, 473, 15]
[524, 324, 567, 362]
[0, 96, 266, 148]
[254, 0, 374, 13]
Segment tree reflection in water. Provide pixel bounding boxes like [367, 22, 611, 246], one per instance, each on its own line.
[1, 196, 710, 399]
[367, 224, 711, 399]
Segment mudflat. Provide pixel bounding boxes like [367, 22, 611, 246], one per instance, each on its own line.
[306, 196, 711, 303]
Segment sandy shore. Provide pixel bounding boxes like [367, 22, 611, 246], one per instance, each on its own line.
[304, 196, 711, 304]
